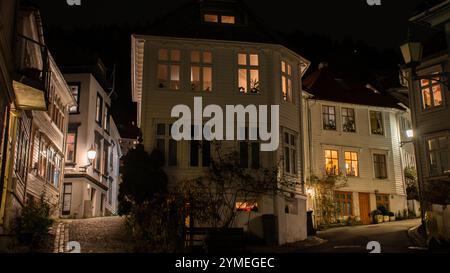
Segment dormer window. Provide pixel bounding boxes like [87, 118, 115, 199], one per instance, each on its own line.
[203, 13, 236, 25]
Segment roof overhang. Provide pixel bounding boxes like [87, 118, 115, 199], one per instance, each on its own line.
[410, 0, 450, 26]
[12, 80, 47, 111]
[131, 35, 145, 104]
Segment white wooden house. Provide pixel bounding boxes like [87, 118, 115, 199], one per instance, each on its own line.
[131, 0, 311, 244]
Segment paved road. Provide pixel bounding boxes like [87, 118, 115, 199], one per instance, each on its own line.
[65, 216, 131, 253]
[298, 218, 423, 253]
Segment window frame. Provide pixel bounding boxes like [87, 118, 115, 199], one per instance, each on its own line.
[156, 48, 181, 90]
[369, 110, 384, 136]
[322, 105, 337, 131]
[95, 93, 103, 127]
[281, 59, 293, 103]
[283, 131, 298, 175]
[344, 151, 359, 177]
[65, 129, 78, 164]
[156, 123, 178, 167]
[342, 107, 356, 133]
[373, 153, 388, 179]
[325, 149, 339, 176]
[425, 134, 450, 177]
[237, 52, 260, 94]
[103, 104, 110, 133]
[334, 191, 353, 218]
[68, 82, 81, 114]
[190, 50, 213, 92]
[375, 194, 390, 211]
[62, 183, 72, 215]
[419, 74, 445, 111]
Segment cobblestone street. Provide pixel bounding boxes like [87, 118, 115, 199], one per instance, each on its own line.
[62, 216, 131, 253]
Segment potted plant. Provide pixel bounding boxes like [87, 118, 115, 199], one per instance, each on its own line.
[389, 212, 395, 221]
[370, 209, 383, 224]
[377, 205, 390, 222]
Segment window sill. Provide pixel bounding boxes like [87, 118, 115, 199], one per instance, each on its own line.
[420, 105, 446, 115]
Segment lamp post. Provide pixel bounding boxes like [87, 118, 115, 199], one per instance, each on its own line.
[399, 40, 428, 235]
[80, 145, 97, 172]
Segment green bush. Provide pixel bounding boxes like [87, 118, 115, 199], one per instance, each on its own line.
[377, 205, 389, 216]
[14, 195, 54, 247]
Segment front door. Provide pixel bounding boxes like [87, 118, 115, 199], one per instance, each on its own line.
[359, 193, 371, 225]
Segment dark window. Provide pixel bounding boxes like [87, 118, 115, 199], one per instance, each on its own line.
[251, 142, 260, 169]
[68, 82, 81, 114]
[322, 105, 336, 130]
[240, 141, 249, 168]
[335, 192, 353, 217]
[190, 140, 199, 167]
[373, 154, 387, 179]
[62, 183, 72, 215]
[202, 140, 211, 167]
[103, 105, 110, 133]
[427, 136, 449, 176]
[95, 94, 103, 126]
[370, 111, 384, 135]
[376, 194, 390, 211]
[342, 108, 356, 132]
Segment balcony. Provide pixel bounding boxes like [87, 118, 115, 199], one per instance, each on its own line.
[12, 34, 50, 111]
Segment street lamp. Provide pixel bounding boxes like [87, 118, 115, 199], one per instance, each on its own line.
[400, 40, 449, 88]
[80, 145, 97, 172]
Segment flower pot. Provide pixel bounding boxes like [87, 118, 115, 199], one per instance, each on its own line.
[389, 216, 396, 221]
[383, 216, 390, 222]
[376, 215, 383, 223]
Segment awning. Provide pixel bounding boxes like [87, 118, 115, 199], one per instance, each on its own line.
[13, 80, 47, 110]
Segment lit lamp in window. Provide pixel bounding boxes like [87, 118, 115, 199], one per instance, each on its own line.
[80, 145, 97, 172]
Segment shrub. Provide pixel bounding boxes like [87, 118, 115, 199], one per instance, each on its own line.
[13, 195, 54, 247]
[377, 205, 389, 216]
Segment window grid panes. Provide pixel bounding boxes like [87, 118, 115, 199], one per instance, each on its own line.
[342, 108, 356, 132]
[344, 151, 358, 177]
[190, 51, 213, 92]
[325, 149, 339, 175]
[420, 76, 443, 109]
[157, 49, 181, 90]
[427, 135, 449, 176]
[370, 111, 384, 135]
[281, 60, 293, 102]
[238, 53, 260, 94]
[323, 106, 336, 130]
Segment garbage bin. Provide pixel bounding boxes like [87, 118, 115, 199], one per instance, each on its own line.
[307, 210, 316, 236]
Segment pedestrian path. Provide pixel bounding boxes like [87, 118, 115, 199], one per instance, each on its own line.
[53, 222, 69, 253]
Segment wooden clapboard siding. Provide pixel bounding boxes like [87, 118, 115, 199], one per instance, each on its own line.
[139, 37, 305, 190]
[307, 100, 407, 196]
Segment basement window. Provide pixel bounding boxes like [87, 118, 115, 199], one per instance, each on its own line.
[203, 13, 236, 25]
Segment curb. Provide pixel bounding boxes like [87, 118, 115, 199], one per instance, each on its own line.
[407, 224, 427, 248]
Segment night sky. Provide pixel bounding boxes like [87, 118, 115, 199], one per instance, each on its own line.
[29, 0, 431, 136]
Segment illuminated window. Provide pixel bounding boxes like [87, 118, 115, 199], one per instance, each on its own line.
[323, 105, 336, 130]
[221, 15, 235, 24]
[281, 60, 293, 102]
[66, 131, 77, 163]
[204, 14, 218, 23]
[236, 201, 258, 212]
[370, 111, 384, 135]
[421, 76, 443, 109]
[157, 48, 181, 90]
[284, 132, 297, 174]
[325, 149, 339, 175]
[238, 53, 259, 94]
[335, 192, 352, 217]
[427, 135, 449, 176]
[190, 51, 212, 92]
[344, 151, 358, 177]
[342, 108, 356, 132]
[373, 154, 387, 179]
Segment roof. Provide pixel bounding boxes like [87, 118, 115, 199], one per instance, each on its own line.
[303, 65, 404, 110]
[135, 0, 298, 53]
